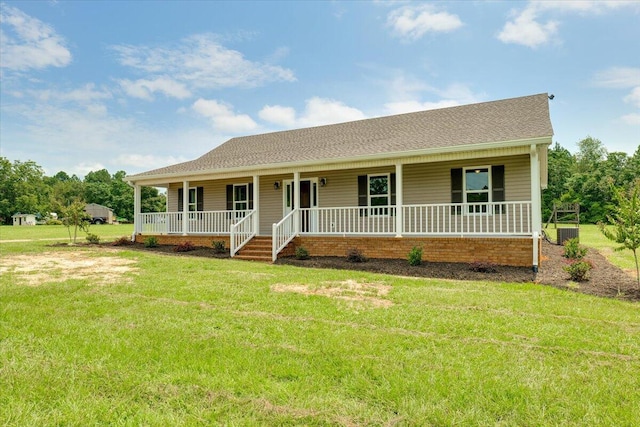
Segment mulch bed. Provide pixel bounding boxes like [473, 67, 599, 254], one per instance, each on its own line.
[96, 240, 639, 302]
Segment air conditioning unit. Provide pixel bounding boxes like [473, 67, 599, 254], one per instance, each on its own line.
[557, 228, 579, 245]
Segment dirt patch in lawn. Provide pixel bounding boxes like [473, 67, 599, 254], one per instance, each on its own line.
[0, 250, 138, 286]
[271, 279, 393, 308]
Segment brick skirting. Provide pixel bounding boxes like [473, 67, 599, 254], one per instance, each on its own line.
[134, 234, 540, 267]
[291, 235, 539, 267]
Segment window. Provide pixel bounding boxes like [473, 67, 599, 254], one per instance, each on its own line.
[369, 174, 389, 215]
[451, 166, 505, 214]
[178, 187, 203, 212]
[234, 184, 248, 211]
[465, 167, 489, 213]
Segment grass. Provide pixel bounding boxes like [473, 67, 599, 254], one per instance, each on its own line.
[1, 240, 639, 425]
[544, 224, 637, 273]
[0, 224, 133, 242]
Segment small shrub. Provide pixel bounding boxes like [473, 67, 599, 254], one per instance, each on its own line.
[563, 238, 587, 259]
[407, 246, 423, 266]
[112, 236, 133, 246]
[469, 261, 498, 273]
[295, 246, 310, 260]
[85, 233, 100, 244]
[564, 260, 593, 282]
[174, 241, 196, 252]
[45, 219, 63, 225]
[346, 248, 367, 263]
[212, 240, 226, 253]
[144, 236, 159, 248]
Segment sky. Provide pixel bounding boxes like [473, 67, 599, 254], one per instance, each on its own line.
[1, 1, 639, 178]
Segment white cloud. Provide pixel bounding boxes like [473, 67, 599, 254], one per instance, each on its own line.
[387, 4, 463, 41]
[31, 83, 112, 104]
[258, 105, 297, 127]
[593, 67, 640, 89]
[498, 1, 640, 48]
[192, 98, 258, 133]
[497, 8, 558, 48]
[116, 154, 189, 169]
[111, 34, 296, 92]
[119, 77, 191, 100]
[298, 97, 367, 127]
[621, 113, 640, 125]
[624, 87, 640, 109]
[0, 4, 71, 71]
[258, 97, 366, 129]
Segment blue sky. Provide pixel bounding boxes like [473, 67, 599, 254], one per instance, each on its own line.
[1, 1, 639, 177]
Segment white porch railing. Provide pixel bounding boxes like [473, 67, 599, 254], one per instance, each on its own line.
[230, 210, 256, 256]
[403, 201, 532, 235]
[295, 202, 532, 236]
[300, 206, 397, 235]
[272, 209, 297, 262]
[138, 210, 251, 235]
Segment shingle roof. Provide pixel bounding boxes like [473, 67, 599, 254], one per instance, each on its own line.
[130, 93, 553, 179]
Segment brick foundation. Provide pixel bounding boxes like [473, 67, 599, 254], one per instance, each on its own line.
[134, 234, 230, 248]
[134, 234, 540, 267]
[291, 235, 539, 267]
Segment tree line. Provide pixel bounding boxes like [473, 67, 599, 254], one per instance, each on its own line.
[543, 137, 640, 224]
[0, 157, 165, 224]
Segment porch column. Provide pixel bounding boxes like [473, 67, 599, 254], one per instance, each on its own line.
[395, 163, 403, 237]
[530, 144, 542, 271]
[253, 175, 260, 235]
[182, 180, 189, 236]
[133, 184, 141, 237]
[293, 171, 300, 235]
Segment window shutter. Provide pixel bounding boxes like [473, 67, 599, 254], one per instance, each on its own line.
[248, 183, 254, 210]
[197, 187, 204, 211]
[178, 188, 184, 212]
[451, 168, 463, 215]
[390, 173, 396, 205]
[358, 175, 368, 217]
[451, 169, 463, 203]
[226, 185, 233, 210]
[492, 165, 505, 214]
[491, 166, 505, 202]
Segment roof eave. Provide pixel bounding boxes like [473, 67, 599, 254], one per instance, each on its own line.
[126, 135, 552, 185]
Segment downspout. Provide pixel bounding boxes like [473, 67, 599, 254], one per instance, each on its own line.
[530, 144, 542, 273]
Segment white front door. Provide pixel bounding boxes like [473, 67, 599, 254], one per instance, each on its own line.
[284, 178, 318, 233]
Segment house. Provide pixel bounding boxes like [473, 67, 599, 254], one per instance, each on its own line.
[12, 213, 37, 226]
[126, 93, 553, 270]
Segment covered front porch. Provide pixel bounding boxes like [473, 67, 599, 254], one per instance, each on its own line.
[130, 148, 544, 268]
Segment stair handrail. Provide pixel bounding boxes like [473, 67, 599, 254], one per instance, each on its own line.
[272, 209, 297, 262]
[230, 210, 256, 257]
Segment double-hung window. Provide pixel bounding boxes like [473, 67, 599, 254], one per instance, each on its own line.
[368, 174, 390, 216]
[464, 167, 490, 213]
[234, 184, 248, 211]
[188, 188, 198, 212]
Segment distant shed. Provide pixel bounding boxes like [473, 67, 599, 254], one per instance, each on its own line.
[85, 203, 115, 224]
[12, 213, 37, 226]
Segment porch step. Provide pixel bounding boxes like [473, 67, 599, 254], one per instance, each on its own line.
[235, 236, 273, 262]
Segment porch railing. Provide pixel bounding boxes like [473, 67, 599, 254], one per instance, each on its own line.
[296, 202, 531, 236]
[138, 210, 251, 235]
[230, 210, 256, 256]
[402, 201, 531, 235]
[272, 209, 297, 262]
[299, 206, 397, 235]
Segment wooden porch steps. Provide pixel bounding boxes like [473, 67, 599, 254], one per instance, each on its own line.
[234, 236, 273, 262]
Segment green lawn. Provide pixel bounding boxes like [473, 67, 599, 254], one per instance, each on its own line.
[1, 241, 639, 426]
[0, 224, 133, 242]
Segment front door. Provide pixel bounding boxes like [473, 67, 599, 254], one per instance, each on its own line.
[284, 178, 318, 232]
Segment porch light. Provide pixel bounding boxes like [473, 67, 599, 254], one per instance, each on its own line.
[274, 181, 281, 190]
[320, 177, 327, 187]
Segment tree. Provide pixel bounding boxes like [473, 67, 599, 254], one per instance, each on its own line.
[0, 158, 49, 223]
[542, 142, 575, 220]
[599, 184, 640, 289]
[61, 200, 91, 244]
